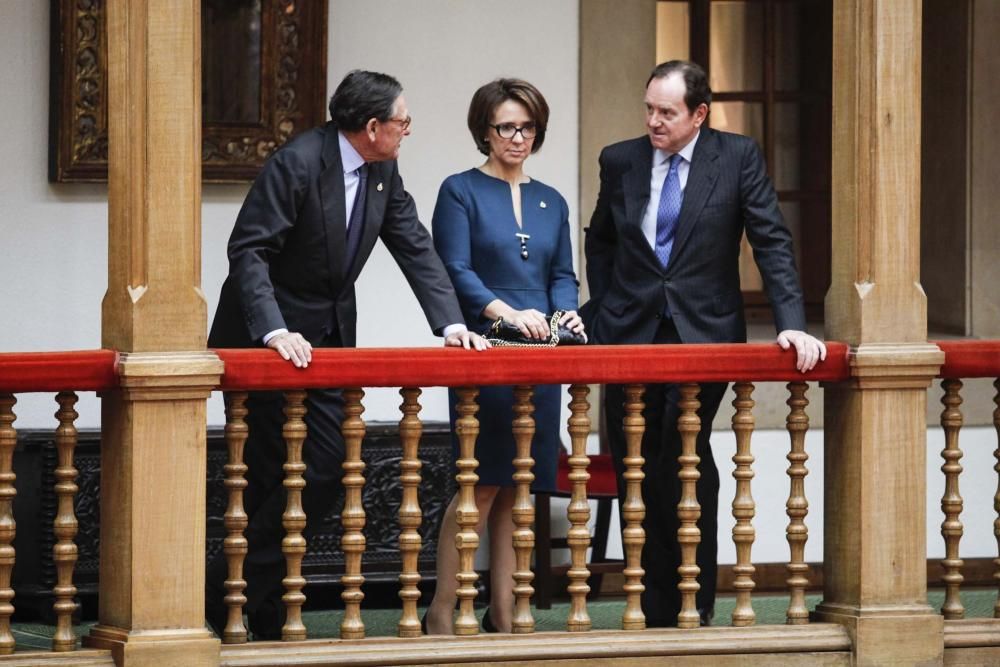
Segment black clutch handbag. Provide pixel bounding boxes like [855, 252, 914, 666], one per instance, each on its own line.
[485, 310, 586, 347]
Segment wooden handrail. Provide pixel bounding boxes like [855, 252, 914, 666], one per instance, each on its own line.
[935, 340, 1000, 378]
[215, 342, 852, 391]
[0, 350, 118, 393]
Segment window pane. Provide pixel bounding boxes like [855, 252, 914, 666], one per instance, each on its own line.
[657, 1, 691, 63]
[774, 103, 801, 191]
[710, 102, 764, 148]
[202, 0, 263, 124]
[710, 1, 764, 92]
[775, 0, 801, 91]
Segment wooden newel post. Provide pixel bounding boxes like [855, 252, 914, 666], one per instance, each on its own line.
[85, 1, 223, 665]
[817, 2, 944, 665]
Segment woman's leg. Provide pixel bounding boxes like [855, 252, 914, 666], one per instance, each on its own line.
[425, 485, 499, 634]
[485, 487, 517, 632]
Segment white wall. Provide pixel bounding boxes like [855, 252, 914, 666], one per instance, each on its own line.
[1, 0, 579, 429]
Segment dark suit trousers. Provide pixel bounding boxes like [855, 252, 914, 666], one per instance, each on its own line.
[605, 318, 727, 626]
[207, 384, 346, 617]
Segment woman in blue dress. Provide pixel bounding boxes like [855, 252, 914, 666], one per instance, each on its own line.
[424, 78, 585, 634]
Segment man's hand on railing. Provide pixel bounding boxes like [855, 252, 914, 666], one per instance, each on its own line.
[266, 331, 314, 368]
[445, 330, 491, 351]
[776, 329, 827, 372]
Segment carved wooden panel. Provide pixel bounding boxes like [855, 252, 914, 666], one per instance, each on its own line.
[48, 0, 328, 183]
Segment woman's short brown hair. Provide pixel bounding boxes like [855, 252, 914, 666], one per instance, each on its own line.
[467, 78, 549, 156]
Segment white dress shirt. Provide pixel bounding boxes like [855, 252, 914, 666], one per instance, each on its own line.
[640, 130, 700, 252]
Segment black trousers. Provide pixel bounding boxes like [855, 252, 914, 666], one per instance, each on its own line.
[605, 318, 727, 627]
[206, 386, 346, 620]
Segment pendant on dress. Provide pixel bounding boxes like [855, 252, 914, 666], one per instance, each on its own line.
[516, 232, 530, 260]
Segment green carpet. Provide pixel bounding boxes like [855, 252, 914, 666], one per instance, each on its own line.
[8, 589, 998, 651]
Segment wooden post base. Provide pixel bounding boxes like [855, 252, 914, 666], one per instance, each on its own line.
[85, 626, 219, 667]
[812, 604, 943, 667]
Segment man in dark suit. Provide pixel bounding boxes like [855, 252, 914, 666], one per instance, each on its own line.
[206, 70, 486, 639]
[582, 60, 825, 627]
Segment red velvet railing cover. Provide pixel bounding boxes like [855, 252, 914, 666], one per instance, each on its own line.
[215, 342, 851, 391]
[0, 350, 118, 393]
[936, 340, 1000, 379]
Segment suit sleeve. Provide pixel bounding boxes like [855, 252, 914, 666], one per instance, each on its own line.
[226, 148, 309, 342]
[584, 147, 617, 308]
[548, 194, 580, 312]
[740, 140, 807, 333]
[378, 165, 464, 335]
[431, 177, 498, 323]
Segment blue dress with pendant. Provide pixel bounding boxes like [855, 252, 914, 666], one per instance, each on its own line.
[432, 168, 579, 492]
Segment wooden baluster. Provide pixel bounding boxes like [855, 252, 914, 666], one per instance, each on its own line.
[397, 387, 423, 638]
[676, 383, 702, 629]
[511, 385, 536, 634]
[566, 384, 592, 632]
[341, 388, 367, 639]
[621, 384, 646, 630]
[730, 382, 756, 627]
[940, 379, 965, 619]
[52, 392, 80, 651]
[453, 387, 480, 635]
[280, 390, 308, 641]
[222, 392, 249, 643]
[994, 379, 1000, 619]
[785, 382, 811, 625]
[0, 395, 16, 653]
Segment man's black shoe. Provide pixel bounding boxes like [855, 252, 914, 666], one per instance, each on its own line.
[248, 598, 286, 641]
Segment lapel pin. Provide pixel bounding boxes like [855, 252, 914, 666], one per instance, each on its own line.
[539, 200, 547, 208]
[377, 182, 383, 192]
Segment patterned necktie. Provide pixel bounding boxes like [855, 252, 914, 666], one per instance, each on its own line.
[345, 164, 368, 273]
[654, 153, 683, 269]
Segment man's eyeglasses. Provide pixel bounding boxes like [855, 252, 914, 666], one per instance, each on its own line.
[491, 123, 537, 140]
[384, 115, 412, 131]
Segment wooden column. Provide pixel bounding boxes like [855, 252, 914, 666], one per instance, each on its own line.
[817, 2, 944, 665]
[85, 2, 223, 665]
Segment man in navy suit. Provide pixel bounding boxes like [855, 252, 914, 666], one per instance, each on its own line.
[207, 70, 486, 639]
[582, 60, 825, 627]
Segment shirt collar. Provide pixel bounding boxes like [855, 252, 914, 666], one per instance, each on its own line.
[338, 130, 365, 174]
[654, 129, 700, 167]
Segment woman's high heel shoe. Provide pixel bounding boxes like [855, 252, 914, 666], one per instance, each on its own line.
[481, 607, 499, 633]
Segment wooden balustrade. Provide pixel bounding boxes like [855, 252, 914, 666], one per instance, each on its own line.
[453, 387, 481, 636]
[340, 388, 367, 639]
[397, 387, 423, 638]
[52, 392, 80, 651]
[939, 378, 965, 619]
[566, 384, 593, 632]
[0, 394, 16, 654]
[784, 381, 811, 625]
[511, 385, 536, 634]
[675, 383, 702, 629]
[280, 390, 309, 641]
[222, 392, 249, 644]
[730, 382, 756, 627]
[621, 384, 646, 630]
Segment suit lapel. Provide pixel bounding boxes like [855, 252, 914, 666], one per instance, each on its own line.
[623, 139, 653, 229]
[320, 123, 348, 291]
[667, 129, 720, 271]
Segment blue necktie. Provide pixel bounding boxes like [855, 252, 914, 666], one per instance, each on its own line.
[345, 164, 368, 274]
[654, 153, 683, 269]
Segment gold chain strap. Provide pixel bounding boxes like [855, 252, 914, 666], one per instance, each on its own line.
[486, 310, 564, 347]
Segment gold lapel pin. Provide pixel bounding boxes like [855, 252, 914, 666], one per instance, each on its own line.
[539, 200, 547, 208]
[377, 182, 383, 192]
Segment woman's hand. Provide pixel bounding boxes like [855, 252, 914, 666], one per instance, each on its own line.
[505, 308, 551, 340]
[558, 310, 587, 343]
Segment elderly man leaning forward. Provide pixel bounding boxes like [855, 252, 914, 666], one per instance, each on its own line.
[206, 69, 488, 640]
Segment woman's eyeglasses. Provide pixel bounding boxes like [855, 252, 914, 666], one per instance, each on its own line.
[491, 123, 537, 140]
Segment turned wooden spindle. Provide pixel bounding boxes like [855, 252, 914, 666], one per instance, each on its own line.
[222, 392, 250, 643]
[511, 385, 536, 634]
[341, 388, 368, 640]
[280, 390, 308, 641]
[397, 387, 423, 638]
[621, 384, 646, 630]
[0, 395, 16, 653]
[566, 384, 592, 632]
[675, 383, 702, 629]
[994, 379, 1000, 619]
[453, 387, 481, 635]
[939, 378, 965, 619]
[730, 382, 756, 627]
[785, 382, 811, 625]
[52, 392, 80, 651]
